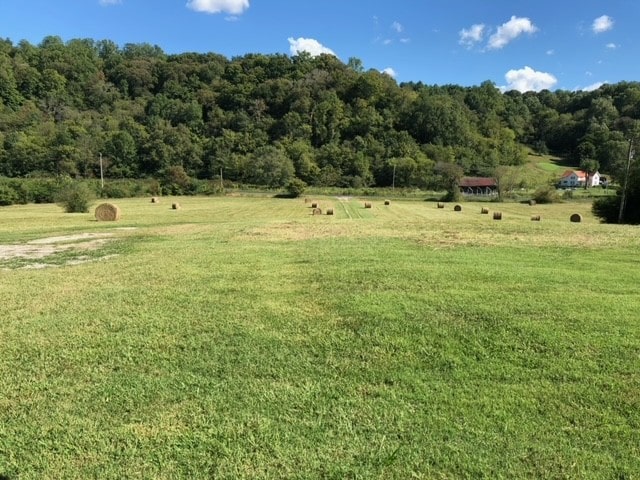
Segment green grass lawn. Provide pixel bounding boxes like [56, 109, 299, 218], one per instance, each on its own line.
[1, 196, 639, 479]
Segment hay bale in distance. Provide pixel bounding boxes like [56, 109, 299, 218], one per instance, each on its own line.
[326, 208, 334, 215]
[454, 204, 462, 212]
[364, 202, 372, 209]
[172, 202, 181, 210]
[384, 200, 390, 206]
[437, 202, 445, 209]
[529, 199, 536, 206]
[151, 196, 159, 203]
[531, 215, 541, 221]
[570, 213, 582, 223]
[312, 207, 322, 215]
[481, 207, 489, 214]
[311, 202, 318, 208]
[95, 203, 121, 221]
[493, 212, 503, 220]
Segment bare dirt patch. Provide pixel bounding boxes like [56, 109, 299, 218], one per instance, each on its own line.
[0, 232, 121, 269]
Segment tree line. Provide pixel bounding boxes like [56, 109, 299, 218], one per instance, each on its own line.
[1, 35, 640, 216]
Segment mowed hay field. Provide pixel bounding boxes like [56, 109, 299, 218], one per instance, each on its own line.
[1, 196, 639, 479]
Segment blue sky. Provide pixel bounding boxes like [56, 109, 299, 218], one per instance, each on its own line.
[1, 0, 639, 92]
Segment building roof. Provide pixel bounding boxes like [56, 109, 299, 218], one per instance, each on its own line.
[460, 177, 497, 188]
[560, 169, 600, 179]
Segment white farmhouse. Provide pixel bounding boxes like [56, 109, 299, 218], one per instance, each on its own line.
[559, 169, 601, 188]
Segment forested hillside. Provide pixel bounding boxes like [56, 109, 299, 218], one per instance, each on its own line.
[1, 35, 639, 189]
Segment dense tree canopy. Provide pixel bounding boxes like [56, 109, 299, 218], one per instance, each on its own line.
[1, 35, 640, 192]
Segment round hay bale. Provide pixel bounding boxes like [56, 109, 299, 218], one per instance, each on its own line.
[95, 203, 121, 221]
[384, 200, 390, 206]
[364, 202, 372, 209]
[312, 207, 322, 215]
[326, 208, 334, 215]
[481, 207, 489, 214]
[493, 211, 502, 220]
[151, 196, 159, 204]
[570, 213, 582, 223]
[437, 202, 445, 209]
[529, 199, 536, 206]
[172, 202, 181, 210]
[454, 204, 462, 212]
[304, 198, 310, 203]
[311, 202, 318, 208]
[531, 215, 541, 221]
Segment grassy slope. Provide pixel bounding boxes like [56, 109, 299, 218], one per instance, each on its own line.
[1, 196, 639, 479]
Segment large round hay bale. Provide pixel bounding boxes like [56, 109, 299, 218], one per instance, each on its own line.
[151, 196, 159, 203]
[311, 202, 318, 208]
[95, 203, 121, 221]
[326, 208, 334, 215]
[531, 215, 541, 221]
[529, 199, 536, 206]
[454, 204, 462, 212]
[437, 202, 445, 209]
[493, 211, 502, 220]
[384, 200, 390, 206]
[481, 207, 489, 214]
[364, 202, 372, 209]
[312, 207, 322, 215]
[172, 202, 181, 210]
[570, 213, 582, 223]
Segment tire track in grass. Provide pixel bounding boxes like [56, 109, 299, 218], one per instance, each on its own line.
[338, 197, 353, 219]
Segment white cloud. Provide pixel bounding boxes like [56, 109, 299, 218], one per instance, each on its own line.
[579, 81, 607, 92]
[392, 21, 404, 33]
[381, 67, 397, 78]
[459, 24, 485, 48]
[546, 49, 555, 55]
[99, 0, 121, 5]
[488, 16, 537, 49]
[504, 66, 557, 92]
[383, 39, 393, 45]
[606, 42, 617, 49]
[288, 37, 336, 57]
[400, 38, 410, 44]
[592, 15, 613, 34]
[186, 0, 249, 15]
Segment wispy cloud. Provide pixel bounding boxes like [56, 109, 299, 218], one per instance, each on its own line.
[592, 15, 613, 34]
[186, 0, 249, 15]
[99, 0, 121, 5]
[381, 67, 397, 78]
[459, 24, 485, 48]
[391, 21, 403, 33]
[288, 37, 336, 57]
[504, 66, 557, 92]
[546, 49, 555, 55]
[577, 81, 607, 92]
[488, 16, 537, 49]
[606, 42, 617, 49]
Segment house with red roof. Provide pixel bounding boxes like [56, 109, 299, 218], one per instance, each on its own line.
[559, 169, 600, 188]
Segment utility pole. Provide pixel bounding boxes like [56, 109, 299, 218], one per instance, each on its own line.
[99, 152, 104, 189]
[618, 138, 635, 223]
[220, 167, 224, 191]
[392, 163, 396, 191]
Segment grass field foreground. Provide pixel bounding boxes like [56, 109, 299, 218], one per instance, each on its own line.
[1, 196, 639, 479]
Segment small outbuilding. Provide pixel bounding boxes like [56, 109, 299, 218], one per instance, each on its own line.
[459, 177, 498, 196]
